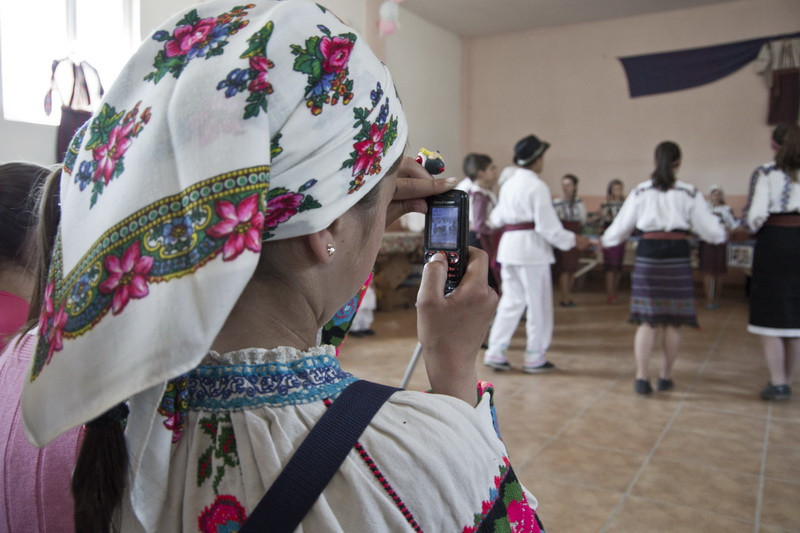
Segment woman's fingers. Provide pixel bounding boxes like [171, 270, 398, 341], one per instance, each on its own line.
[386, 157, 458, 225]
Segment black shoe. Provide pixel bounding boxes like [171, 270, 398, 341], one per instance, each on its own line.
[635, 379, 653, 395]
[656, 378, 674, 391]
[484, 360, 511, 372]
[349, 330, 365, 337]
[760, 383, 791, 400]
[523, 361, 556, 374]
[362, 329, 376, 336]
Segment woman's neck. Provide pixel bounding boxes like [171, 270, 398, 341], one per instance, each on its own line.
[211, 274, 321, 354]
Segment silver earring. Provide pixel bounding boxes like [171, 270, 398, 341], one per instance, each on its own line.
[326, 243, 335, 256]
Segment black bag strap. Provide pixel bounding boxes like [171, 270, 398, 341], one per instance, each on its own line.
[240, 379, 400, 533]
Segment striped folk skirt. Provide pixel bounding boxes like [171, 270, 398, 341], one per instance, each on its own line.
[630, 239, 698, 328]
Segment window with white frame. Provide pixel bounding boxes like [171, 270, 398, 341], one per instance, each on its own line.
[0, 0, 140, 125]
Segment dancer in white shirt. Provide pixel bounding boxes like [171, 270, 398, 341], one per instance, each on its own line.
[483, 135, 589, 373]
[737, 122, 800, 401]
[602, 141, 725, 395]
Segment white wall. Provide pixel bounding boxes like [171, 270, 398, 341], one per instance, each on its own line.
[384, 7, 463, 174]
[464, 0, 800, 207]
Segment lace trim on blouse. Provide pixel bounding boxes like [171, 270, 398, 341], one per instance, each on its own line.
[189, 344, 356, 411]
[200, 344, 336, 366]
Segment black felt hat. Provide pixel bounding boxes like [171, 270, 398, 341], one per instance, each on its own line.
[514, 134, 550, 166]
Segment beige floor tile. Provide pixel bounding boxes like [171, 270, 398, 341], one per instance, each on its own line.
[670, 405, 768, 443]
[760, 479, 800, 530]
[519, 438, 645, 493]
[557, 410, 663, 454]
[530, 477, 622, 533]
[652, 427, 763, 476]
[607, 496, 753, 532]
[770, 419, 800, 445]
[764, 444, 800, 483]
[630, 457, 758, 521]
[771, 401, 800, 423]
[584, 390, 682, 427]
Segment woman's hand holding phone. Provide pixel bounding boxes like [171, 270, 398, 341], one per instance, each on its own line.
[416, 247, 498, 406]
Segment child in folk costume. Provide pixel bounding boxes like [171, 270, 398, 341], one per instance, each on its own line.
[602, 141, 725, 395]
[699, 185, 739, 310]
[600, 179, 626, 304]
[552, 173, 587, 307]
[483, 135, 589, 373]
[463, 153, 501, 289]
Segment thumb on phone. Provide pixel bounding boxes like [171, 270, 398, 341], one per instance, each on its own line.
[417, 252, 447, 306]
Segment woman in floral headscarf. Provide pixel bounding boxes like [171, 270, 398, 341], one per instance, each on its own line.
[22, 1, 543, 531]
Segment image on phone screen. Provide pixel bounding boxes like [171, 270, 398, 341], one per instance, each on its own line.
[429, 206, 459, 250]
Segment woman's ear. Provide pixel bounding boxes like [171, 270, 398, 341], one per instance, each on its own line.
[306, 216, 345, 264]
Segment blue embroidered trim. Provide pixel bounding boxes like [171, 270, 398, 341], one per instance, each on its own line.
[188, 354, 358, 411]
[635, 182, 696, 198]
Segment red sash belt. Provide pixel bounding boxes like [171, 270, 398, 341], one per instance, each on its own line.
[764, 214, 800, 227]
[504, 222, 535, 231]
[641, 231, 689, 240]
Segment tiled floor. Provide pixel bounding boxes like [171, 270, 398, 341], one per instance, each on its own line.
[338, 286, 800, 532]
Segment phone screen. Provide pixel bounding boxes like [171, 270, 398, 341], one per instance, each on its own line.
[429, 206, 459, 249]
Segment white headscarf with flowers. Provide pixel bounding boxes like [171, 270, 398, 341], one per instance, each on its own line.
[23, 0, 406, 457]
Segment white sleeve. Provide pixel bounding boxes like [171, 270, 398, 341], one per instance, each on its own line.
[743, 169, 771, 233]
[534, 189, 576, 251]
[601, 193, 637, 247]
[690, 192, 726, 244]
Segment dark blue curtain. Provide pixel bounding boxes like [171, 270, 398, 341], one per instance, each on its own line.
[619, 31, 800, 98]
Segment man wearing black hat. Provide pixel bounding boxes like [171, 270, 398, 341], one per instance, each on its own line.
[483, 134, 590, 373]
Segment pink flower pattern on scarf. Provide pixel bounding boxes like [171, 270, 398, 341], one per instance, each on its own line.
[99, 242, 155, 315]
[206, 194, 265, 261]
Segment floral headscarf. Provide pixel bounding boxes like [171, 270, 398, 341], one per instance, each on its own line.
[23, 0, 406, 451]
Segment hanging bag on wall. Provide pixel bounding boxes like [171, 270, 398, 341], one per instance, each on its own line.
[44, 58, 104, 162]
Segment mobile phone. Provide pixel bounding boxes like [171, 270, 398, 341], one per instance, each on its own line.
[423, 189, 470, 295]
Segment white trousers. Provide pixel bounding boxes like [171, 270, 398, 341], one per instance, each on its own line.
[484, 264, 553, 367]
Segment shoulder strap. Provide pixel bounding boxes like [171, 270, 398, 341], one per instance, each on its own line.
[240, 379, 400, 533]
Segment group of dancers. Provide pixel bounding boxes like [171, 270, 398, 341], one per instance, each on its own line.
[459, 124, 800, 399]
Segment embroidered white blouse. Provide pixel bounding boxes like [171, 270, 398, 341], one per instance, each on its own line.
[709, 204, 740, 231]
[552, 197, 587, 224]
[490, 167, 576, 266]
[119, 345, 542, 532]
[601, 179, 726, 247]
[742, 162, 800, 233]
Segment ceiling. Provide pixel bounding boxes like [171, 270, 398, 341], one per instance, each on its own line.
[399, 0, 741, 38]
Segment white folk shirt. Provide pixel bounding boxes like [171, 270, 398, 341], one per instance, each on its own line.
[489, 167, 576, 266]
[601, 179, 726, 247]
[742, 162, 800, 233]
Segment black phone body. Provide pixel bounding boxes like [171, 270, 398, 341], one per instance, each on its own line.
[424, 189, 470, 294]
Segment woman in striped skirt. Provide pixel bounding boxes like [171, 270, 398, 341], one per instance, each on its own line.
[738, 122, 800, 401]
[601, 141, 726, 395]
